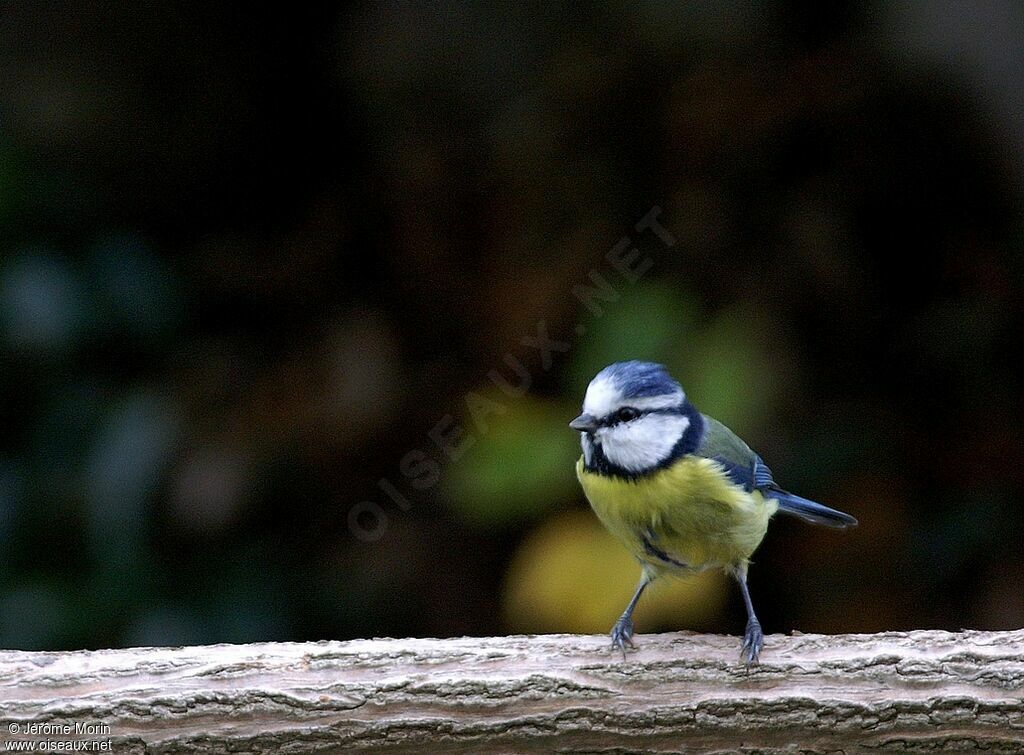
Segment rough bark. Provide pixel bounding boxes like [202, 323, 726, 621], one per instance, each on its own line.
[1, 630, 1022, 753]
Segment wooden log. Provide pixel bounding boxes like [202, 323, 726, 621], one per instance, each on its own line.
[1, 630, 1023, 753]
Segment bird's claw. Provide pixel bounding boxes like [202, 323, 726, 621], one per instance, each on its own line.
[740, 618, 763, 668]
[610, 615, 636, 660]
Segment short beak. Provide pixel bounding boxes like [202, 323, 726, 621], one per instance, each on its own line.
[569, 413, 598, 432]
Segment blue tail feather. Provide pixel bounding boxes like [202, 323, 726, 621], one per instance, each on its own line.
[771, 492, 858, 529]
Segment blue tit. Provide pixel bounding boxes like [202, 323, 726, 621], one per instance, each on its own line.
[570, 360, 856, 665]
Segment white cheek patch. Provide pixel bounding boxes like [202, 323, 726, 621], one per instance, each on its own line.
[596, 413, 691, 473]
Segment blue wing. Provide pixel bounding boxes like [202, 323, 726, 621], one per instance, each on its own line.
[700, 416, 858, 529]
[708, 453, 775, 492]
[711, 453, 857, 528]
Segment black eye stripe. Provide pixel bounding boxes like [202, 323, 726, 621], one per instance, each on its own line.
[598, 406, 682, 427]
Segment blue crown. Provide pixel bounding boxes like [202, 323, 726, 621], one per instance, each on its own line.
[594, 360, 682, 398]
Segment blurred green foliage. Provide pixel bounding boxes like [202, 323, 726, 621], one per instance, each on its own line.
[444, 396, 579, 528]
[568, 284, 700, 394]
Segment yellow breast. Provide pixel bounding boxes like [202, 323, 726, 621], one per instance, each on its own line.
[575, 455, 778, 573]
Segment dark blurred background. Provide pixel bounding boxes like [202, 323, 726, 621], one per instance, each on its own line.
[1, 2, 1022, 651]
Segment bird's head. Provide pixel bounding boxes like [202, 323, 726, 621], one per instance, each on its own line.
[570, 361, 703, 476]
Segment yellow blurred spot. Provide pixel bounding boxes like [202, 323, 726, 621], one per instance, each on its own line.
[502, 510, 728, 634]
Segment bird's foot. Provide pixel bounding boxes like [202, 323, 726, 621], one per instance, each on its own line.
[610, 615, 636, 660]
[740, 618, 763, 668]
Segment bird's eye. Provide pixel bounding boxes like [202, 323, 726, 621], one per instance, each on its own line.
[615, 407, 640, 423]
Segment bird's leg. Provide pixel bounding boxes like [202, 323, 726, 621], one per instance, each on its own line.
[610, 574, 650, 659]
[733, 565, 763, 667]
